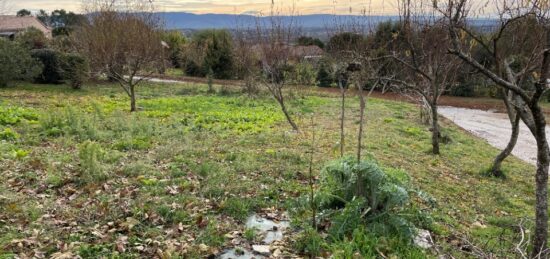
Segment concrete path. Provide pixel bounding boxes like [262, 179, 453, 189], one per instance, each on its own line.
[439, 106, 550, 165]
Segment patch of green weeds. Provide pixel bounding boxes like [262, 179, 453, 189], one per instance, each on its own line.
[294, 226, 324, 257]
[78, 141, 107, 184]
[402, 126, 424, 137]
[0, 128, 19, 141]
[243, 228, 256, 242]
[220, 197, 256, 221]
[0, 106, 38, 125]
[195, 220, 225, 247]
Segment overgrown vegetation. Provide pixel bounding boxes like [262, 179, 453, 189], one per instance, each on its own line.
[1, 1, 549, 257]
[0, 39, 42, 87]
[0, 82, 539, 257]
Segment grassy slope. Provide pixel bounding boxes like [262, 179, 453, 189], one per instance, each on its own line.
[0, 82, 540, 258]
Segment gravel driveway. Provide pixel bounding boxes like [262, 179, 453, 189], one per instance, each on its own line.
[439, 106, 549, 165]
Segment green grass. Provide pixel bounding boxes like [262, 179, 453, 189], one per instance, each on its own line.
[0, 81, 541, 258]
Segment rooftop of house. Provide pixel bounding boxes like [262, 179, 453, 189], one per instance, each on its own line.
[0, 15, 51, 37]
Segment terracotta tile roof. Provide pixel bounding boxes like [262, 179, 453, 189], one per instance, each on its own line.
[0, 15, 51, 37]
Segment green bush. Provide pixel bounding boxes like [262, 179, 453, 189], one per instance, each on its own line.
[296, 36, 325, 49]
[316, 63, 332, 87]
[319, 158, 408, 212]
[31, 49, 64, 84]
[314, 157, 431, 241]
[184, 29, 234, 79]
[0, 39, 42, 87]
[450, 83, 475, 97]
[15, 27, 49, 49]
[63, 53, 89, 89]
[286, 62, 316, 85]
[291, 157, 434, 257]
[161, 30, 187, 68]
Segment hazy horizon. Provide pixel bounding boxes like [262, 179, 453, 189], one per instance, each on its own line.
[1, 0, 396, 15]
[2, 0, 498, 16]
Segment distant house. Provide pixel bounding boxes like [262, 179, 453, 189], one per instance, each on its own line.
[289, 45, 324, 61]
[251, 43, 325, 62]
[0, 15, 52, 39]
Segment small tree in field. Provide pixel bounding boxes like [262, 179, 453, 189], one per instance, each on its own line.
[252, 7, 300, 131]
[233, 28, 260, 96]
[446, 12, 541, 177]
[441, 0, 550, 255]
[388, 4, 460, 155]
[326, 30, 364, 158]
[75, 0, 163, 112]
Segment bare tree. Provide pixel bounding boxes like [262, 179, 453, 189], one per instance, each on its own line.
[251, 5, 300, 131]
[326, 48, 353, 158]
[388, 3, 460, 155]
[491, 90, 521, 177]
[442, 0, 550, 255]
[326, 16, 369, 158]
[336, 67, 349, 158]
[326, 13, 392, 162]
[75, 0, 164, 112]
[233, 23, 260, 97]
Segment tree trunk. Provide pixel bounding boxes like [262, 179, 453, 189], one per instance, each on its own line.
[277, 97, 298, 131]
[430, 103, 440, 155]
[532, 105, 550, 258]
[489, 114, 520, 177]
[339, 80, 346, 158]
[357, 83, 366, 162]
[130, 85, 137, 112]
[532, 27, 550, 257]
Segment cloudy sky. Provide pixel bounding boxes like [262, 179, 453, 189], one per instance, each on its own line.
[4, 0, 401, 15]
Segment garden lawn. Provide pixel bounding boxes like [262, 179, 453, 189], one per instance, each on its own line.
[0, 82, 541, 258]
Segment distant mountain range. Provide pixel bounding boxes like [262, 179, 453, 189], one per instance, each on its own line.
[158, 12, 499, 33]
[159, 12, 399, 30]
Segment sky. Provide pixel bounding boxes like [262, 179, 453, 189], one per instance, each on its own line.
[3, 0, 402, 15]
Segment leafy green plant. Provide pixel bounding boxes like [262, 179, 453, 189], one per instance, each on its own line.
[319, 158, 409, 213]
[11, 149, 29, 159]
[0, 128, 20, 141]
[310, 157, 432, 247]
[78, 141, 106, 184]
[0, 107, 38, 126]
